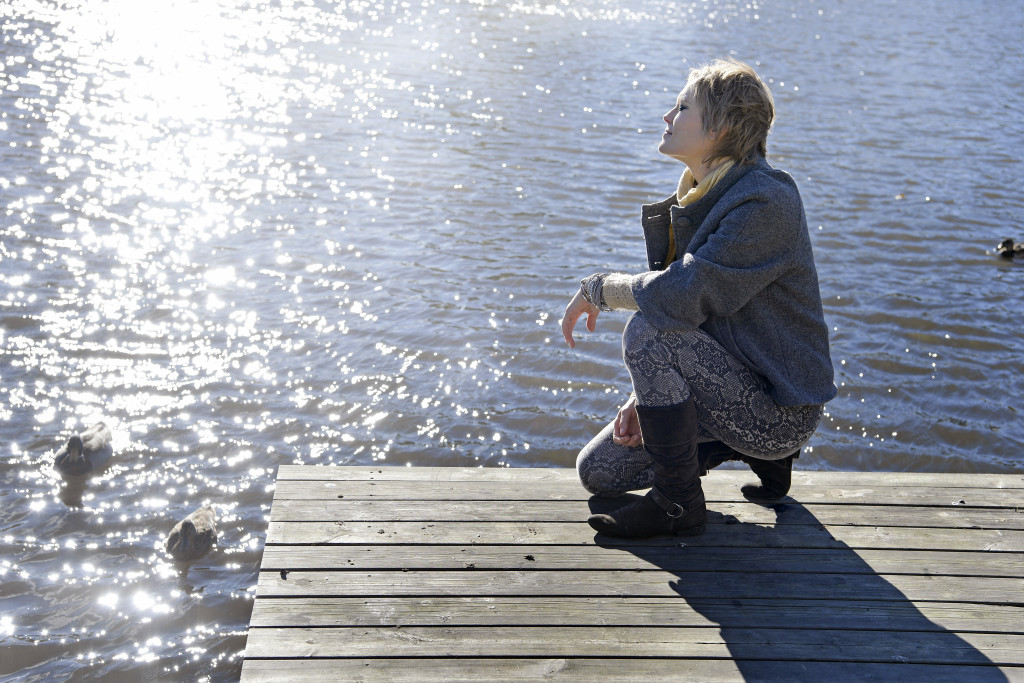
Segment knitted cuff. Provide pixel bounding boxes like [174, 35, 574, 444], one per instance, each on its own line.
[601, 272, 639, 311]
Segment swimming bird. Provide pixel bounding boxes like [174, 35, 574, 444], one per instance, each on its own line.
[53, 422, 113, 476]
[166, 505, 218, 562]
[996, 238, 1024, 258]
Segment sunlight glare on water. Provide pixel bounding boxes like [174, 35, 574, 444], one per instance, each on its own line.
[2, 0, 1023, 680]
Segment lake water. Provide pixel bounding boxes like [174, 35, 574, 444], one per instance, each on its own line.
[2, 0, 1022, 680]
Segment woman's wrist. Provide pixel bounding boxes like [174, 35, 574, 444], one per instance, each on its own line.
[579, 273, 611, 311]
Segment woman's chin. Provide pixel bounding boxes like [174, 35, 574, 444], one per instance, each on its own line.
[657, 147, 684, 164]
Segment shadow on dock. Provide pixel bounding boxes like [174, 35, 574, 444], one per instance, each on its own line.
[592, 497, 1009, 681]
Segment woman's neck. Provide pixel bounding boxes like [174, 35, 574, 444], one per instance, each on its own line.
[689, 158, 730, 185]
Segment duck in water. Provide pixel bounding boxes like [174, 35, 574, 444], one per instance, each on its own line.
[997, 238, 1024, 258]
[166, 505, 218, 562]
[54, 422, 113, 476]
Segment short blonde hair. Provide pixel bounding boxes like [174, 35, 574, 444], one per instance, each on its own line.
[686, 58, 775, 165]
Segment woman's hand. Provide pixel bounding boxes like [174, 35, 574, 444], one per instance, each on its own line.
[560, 288, 600, 349]
[613, 395, 643, 448]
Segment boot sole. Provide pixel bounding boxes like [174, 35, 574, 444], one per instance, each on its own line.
[587, 519, 707, 539]
[740, 484, 789, 503]
[741, 492, 788, 504]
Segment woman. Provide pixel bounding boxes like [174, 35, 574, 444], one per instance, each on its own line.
[560, 59, 836, 539]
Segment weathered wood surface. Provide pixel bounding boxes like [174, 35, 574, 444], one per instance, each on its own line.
[268, 499, 1024, 528]
[240, 658, 1015, 683]
[265, 520, 1024, 551]
[272, 479, 1024, 507]
[241, 466, 1024, 682]
[248, 597, 1024, 632]
[272, 466, 1024, 487]
[256, 545, 1024, 576]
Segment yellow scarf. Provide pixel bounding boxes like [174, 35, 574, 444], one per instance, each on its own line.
[665, 160, 735, 266]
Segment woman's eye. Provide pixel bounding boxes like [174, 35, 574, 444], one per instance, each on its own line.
[678, 105, 687, 111]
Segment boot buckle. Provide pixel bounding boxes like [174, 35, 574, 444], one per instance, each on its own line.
[649, 487, 686, 518]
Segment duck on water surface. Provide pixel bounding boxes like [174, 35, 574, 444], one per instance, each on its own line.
[166, 505, 218, 562]
[53, 422, 113, 476]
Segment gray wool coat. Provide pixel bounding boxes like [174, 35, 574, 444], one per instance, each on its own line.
[631, 156, 837, 407]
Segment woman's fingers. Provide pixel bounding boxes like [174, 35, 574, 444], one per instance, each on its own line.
[612, 397, 642, 446]
[612, 432, 642, 447]
[559, 291, 580, 347]
[560, 310, 578, 348]
[560, 289, 599, 348]
[613, 409, 625, 438]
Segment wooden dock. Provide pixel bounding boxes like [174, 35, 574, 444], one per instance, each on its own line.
[241, 466, 1024, 681]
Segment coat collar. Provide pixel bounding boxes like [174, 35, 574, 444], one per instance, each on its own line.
[670, 157, 763, 222]
[640, 156, 768, 270]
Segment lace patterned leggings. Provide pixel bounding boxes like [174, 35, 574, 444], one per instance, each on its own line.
[577, 312, 822, 497]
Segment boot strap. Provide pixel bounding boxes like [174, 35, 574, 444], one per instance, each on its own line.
[649, 487, 686, 519]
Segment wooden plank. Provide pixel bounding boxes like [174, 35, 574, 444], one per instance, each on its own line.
[242, 625, 1024, 665]
[267, 499, 1024, 529]
[247, 596, 1024, 632]
[264, 520, 1024, 551]
[256, 545, 1024, 577]
[240, 657, 1017, 683]
[254, 569, 1021, 604]
[274, 465, 1024, 489]
[275, 465, 581, 482]
[270, 479, 1024, 507]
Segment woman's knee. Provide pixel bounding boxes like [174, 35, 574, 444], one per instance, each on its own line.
[622, 312, 662, 367]
[577, 459, 621, 496]
[576, 442, 620, 496]
[576, 436, 656, 497]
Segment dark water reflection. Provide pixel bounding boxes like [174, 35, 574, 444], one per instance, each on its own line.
[1, 0, 1022, 680]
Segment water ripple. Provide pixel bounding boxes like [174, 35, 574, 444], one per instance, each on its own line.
[2, 0, 1023, 680]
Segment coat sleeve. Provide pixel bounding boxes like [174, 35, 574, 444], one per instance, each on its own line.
[630, 188, 802, 331]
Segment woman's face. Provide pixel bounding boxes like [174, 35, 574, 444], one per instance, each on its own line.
[658, 85, 717, 170]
